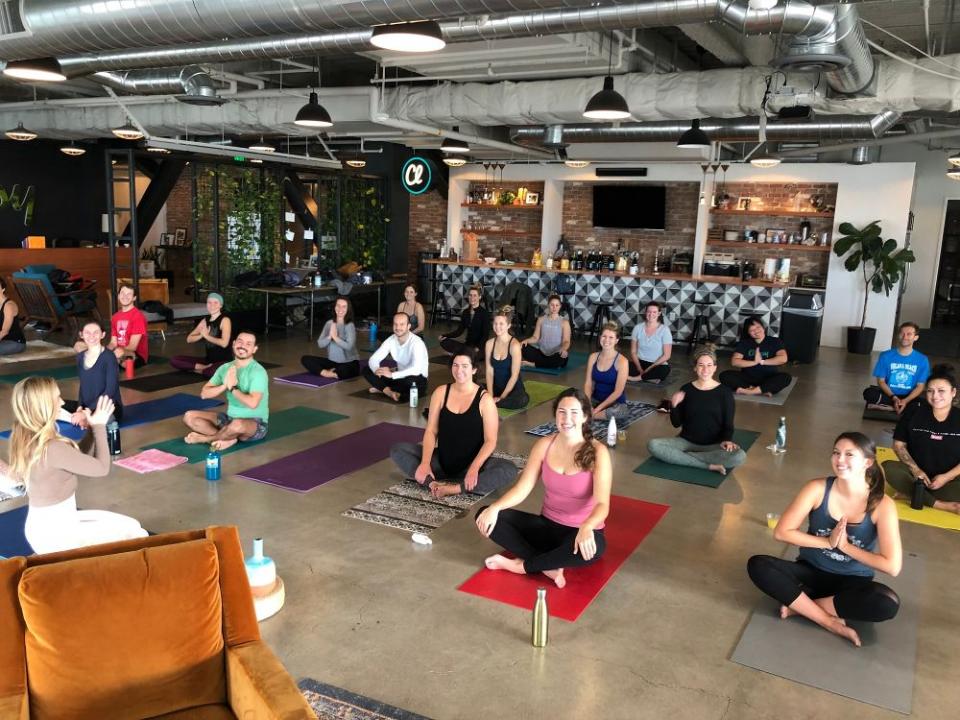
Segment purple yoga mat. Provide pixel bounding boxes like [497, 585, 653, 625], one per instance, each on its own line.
[273, 372, 340, 389]
[237, 422, 423, 492]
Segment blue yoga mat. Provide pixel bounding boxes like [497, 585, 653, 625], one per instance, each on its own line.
[0, 506, 33, 559]
[521, 350, 589, 376]
[0, 394, 222, 440]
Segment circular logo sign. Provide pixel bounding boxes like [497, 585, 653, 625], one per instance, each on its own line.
[401, 156, 432, 195]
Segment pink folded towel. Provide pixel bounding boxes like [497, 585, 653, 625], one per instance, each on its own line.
[114, 448, 188, 474]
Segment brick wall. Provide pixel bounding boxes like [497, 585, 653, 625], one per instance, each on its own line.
[408, 188, 447, 278]
[463, 181, 545, 263]
[561, 182, 699, 262]
[165, 167, 192, 240]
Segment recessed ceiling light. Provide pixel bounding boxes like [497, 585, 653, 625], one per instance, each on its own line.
[294, 91, 333, 128]
[249, 137, 275, 153]
[5, 122, 37, 141]
[3, 57, 66, 82]
[442, 156, 467, 167]
[583, 76, 630, 120]
[112, 123, 143, 140]
[564, 159, 590, 168]
[60, 142, 86, 156]
[676, 119, 710, 149]
[370, 21, 446, 53]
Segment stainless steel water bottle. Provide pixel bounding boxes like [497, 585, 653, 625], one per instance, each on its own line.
[532, 587, 549, 647]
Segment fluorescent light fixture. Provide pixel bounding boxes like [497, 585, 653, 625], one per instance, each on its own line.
[371, 21, 446, 53]
[3, 57, 66, 82]
[145, 137, 341, 169]
[249, 158, 264, 164]
[112, 123, 144, 140]
[677, 119, 710, 149]
[442, 156, 467, 167]
[60, 142, 86, 157]
[564, 159, 590, 168]
[294, 92, 333, 128]
[583, 76, 630, 120]
[5, 122, 37, 141]
[249, 137, 275, 152]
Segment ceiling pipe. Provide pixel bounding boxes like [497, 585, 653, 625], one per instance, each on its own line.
[511, 111, 901, 144]
[775, 125, 960, 157]
[91, 66, 224, 105]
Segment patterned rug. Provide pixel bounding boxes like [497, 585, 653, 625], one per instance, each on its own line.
[524, 400, 657, 437]
[342, 480, 488, 535]
[299, 678, 432, 720]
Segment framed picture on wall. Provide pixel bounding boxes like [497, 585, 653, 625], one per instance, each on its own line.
[160, 233, 174, 246]
[524, 191, 540, 205]
[174, 228, 187, 245]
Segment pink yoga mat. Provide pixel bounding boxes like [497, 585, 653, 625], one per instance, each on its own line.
[237, 422, 423, 492]
[458, 496, 669, 621]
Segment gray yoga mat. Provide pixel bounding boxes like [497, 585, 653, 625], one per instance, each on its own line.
[731, 552, 924, 714]
[731, 376, 798, 406]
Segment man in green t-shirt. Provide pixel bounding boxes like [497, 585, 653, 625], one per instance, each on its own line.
[183, 331, 270, 450]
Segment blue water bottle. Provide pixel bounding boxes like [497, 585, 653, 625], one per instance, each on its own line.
[205, 446, 221, 481]
[368, 321, 378, 347]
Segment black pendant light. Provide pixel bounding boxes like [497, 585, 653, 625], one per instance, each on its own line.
[3, 57, 66, 82]
[441, 125, 469, 153]
[583, 36, 630, 121]
[677, 119, 710, 149]
[295, 58, 333, 128]
[371, 21, 445, 53]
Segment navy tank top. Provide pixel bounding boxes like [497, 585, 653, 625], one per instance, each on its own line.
[491, 337, 524, 397]
[798, 476, 878, 577]
[591, 352, 626, 405]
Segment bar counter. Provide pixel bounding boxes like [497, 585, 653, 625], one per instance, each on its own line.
[425, 259, 788, 346]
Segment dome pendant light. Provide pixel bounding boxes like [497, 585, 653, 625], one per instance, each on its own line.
[948, 167, 960, 181]
[249, 137, 276, 153]
[564, 159, 591, 169]
[371, 21, 445, 53]
[750, 143, 780, 168]
[442, 156, 467, 167]
[3, 57, 67, 82]
[441, 125, 470, 153]
[294, 91, 333, 128]
[948, 151, 960, 167]
[112, 123, 143, 140]
[60, 142, 86, 157]
[5, 122, 38, 141]
[583, 36, 630, 121]
[677, 119, 710, 149]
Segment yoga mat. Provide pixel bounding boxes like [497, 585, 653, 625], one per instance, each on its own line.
[632, 429, 761, 488]
[521, 350, 589, 376]
[525, 401, 657, 437]
[732, 376, 798, 406]
[731, 552, 923, 714]
[347, 388, 432, 406]
[876, 447, 960, 531]
[0, 506, 33, 559]
[143, 406, 346, 463]
[273, 372, 342, 389]
[0, 420, 85, 442]
[0, 340, 76, 365]
[0, 354, 169, 385]
[863, 404, 899, 422]
[121, 371, 205, 392]
[430, 355, 452, 366]
[343, 479, 489, 534]
[238, 422, 422, 492]
[498, 380, 568, 419]
[458, 495, 669, 622]
[299, 679, 431, 720]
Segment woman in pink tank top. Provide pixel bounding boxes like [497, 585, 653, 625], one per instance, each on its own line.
[475, 388, 612, 588]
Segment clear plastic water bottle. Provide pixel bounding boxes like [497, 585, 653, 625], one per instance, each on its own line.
[368, 322, 378, 347]
[775, 417, 787, 452]
[106, 420, 121, 456]
[409, 384, 419, 408]
[205, 446, 221, 481]
[607, 416, 617, 447]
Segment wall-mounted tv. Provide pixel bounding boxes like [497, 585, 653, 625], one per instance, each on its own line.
[592, 184, 666, 230]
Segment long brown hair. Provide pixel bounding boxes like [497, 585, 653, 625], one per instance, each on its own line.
[8, 376, 71, 488]
[834, 431, 886, 513]
[552, 388, 597, 472]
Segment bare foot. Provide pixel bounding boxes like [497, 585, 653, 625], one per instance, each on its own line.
[383, 388, 401, 402]
[543, 568, 566, 588]
[210, 438, 238, 451]
[319, 369, 337, 379]
[780, 605, 796, 619]
[193, 363, 211, 373]
[934, 500, 960, 514]
[368, 387, 381, 394]
[708, 464, 727, 475]
[628, 375, 643, 382]
[484, 554, 525, 574]
[521, 360, 536, 367]
[827, 619, 861, 647]
[429, 481, 461, 498]
[736, 386, 762, 396]
[184, 432, 209, 444]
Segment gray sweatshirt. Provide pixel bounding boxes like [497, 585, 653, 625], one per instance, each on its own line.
[317, 320, 358, 363]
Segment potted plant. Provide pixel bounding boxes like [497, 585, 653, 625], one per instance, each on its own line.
[833, 220, 915, 354]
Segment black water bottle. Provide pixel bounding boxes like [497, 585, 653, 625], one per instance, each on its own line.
[910, 477, 925, 510]
[107, 420, 121, 456]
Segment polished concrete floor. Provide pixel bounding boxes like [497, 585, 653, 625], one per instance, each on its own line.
[3, 326, 959, 720]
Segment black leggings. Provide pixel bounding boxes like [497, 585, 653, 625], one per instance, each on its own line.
[361, 366, 427, 401]
[300, 355, 360, 379]
[521, 345, 568, 369]
[719, 369, 792, 395]
[627, 359, 670, 382]
[747, 555, 900, 622]
[440, 337, 481, 357]
[478, 507, 607, 574]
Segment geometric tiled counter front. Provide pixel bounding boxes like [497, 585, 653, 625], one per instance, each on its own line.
[431, 261, 786, 347]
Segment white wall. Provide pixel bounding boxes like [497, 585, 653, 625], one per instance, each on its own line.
[880, 143, 960, 328]
[450, 156, 916, 351]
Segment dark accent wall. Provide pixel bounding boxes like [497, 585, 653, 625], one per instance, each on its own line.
[0, 140, 107, 248]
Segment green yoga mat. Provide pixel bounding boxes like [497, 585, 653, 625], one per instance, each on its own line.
[142, 406, 347, 463]
[633, 429, 761, 488]
[0, 355, 169, 384]
[498, 380, 568, 419]
[521, 350, 589, 376]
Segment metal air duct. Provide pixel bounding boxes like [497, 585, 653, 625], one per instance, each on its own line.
[92, 66, 224, 105]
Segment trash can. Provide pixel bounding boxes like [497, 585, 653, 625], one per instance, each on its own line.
[780, 292, 824, 364]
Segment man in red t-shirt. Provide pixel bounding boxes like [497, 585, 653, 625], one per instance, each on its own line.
[75, 283, 149, 367]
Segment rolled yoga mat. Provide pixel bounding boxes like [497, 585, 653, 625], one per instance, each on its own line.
[458, 495, 669, 622]
[520, 349, 589, 376]
[238, 422, 423, 493]
[731, 552, 924, 714]
[143, 406, 347, 463]
[632, 429, 761, 489]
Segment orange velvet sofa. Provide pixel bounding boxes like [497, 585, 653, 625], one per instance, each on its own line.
[0, 526, 316, 719]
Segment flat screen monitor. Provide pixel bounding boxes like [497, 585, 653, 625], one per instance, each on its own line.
[592, 185, 666, 230]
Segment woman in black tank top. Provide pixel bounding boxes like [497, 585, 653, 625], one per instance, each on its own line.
[170, 293, 233, 378]
[0, 277, 26, 355]
[389, 347, 518, 499]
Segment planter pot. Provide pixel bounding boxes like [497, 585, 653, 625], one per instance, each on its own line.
[846, 326, 877, 354]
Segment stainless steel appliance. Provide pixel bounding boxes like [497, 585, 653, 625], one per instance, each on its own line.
[702, 252, 740, 277]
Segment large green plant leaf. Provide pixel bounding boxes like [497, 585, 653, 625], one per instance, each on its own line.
[844, 251, 862, 271]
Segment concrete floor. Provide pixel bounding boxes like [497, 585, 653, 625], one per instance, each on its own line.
[4, 328, 959, 720]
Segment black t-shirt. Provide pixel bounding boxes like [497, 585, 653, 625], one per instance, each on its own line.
[893, 403, 960, 477]
[670, 382, 735, 445]
[733, 335, 786, 378]
[204, 313, 232, 363]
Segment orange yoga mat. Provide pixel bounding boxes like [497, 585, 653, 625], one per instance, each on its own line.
[458, 495, 669, 621]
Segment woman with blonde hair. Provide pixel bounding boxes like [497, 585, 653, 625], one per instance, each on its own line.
[8, 376, 146, 554]
[484, 306, 529, 410]
[584, 322, 630, 421]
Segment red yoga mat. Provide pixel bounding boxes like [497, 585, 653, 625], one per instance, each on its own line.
[458, 495, 669, 622]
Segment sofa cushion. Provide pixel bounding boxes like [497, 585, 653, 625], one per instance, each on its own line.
[19, 539, 226, 720]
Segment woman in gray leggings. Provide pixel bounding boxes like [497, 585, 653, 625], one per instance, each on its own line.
[647, 344, 746, 476]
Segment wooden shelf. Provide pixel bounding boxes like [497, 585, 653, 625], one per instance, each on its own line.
[460, 203, 542, 211]
[460, 228, 541, 238]
[710, 208, 834, 219]
[707, 241, 832, 253]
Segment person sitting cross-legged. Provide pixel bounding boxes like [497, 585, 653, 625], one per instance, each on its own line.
[182, 331, 269, 451]
[390, 348, 518, 499]
[862, 321, 929, 414]
[170, 292, 233, 378]
[363, 312, 429, 402]
[628, 301, 672, 383]
[521, 294, 571, 369]
[300, 296, 360, 380]
[719, 315, 791, 396]
[485, 306, 529, 410]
